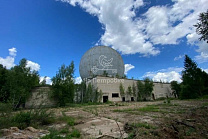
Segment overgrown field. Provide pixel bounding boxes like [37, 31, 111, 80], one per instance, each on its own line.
[1, 99, 208, 139]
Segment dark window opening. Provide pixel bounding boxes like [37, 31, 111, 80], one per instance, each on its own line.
[103, 96, 108, 103]
[131, 97, 134, 101]
[112, 93, 119, 98]
[122, 97, 125, 102]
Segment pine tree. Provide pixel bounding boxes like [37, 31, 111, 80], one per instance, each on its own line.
[180, 55, 208, 99]
[194, 10, 208, 43]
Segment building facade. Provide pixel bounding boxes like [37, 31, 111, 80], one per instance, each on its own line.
[87, 76, 175, 102]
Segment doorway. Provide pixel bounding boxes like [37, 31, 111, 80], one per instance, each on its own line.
[152, 93, 155, 100]
[122, 97, 125, 102]
[103, 96, 108, 103]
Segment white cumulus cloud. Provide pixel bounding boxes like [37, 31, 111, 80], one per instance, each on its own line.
[9, 47, 17, 57]
[195, 52, 208, 64]
[174, 55, 184, 61]
[75, 76, 82, 84]
[203, 68, 208, 73]
[26, 60, 41, 71]
[124, 64, 135, 75]
[40, 76, 52, 85]
[144, 0, 208, 46]
[60, 0, 208, 57]
[60, 0, 159, 56]
[0, 47, 16, 69]
[143, 67, 183, 83]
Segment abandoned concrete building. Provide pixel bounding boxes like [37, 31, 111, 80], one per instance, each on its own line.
[80, 46, 175, 103]
[86, 76, 174, 103]
[26, 46, 175, 107]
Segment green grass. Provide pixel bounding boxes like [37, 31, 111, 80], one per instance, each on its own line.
[0, 107, 54, 129]
[113, 103, 186, 115]
[59, 128, 69, 134]
[57, 116, 75, 126]
[202, 102, 208, 106]
[41, 128, 81, 139]
[82, 106, 99, 116]
[70, 129, 81, 138]
[126, 122, 157, 139]
[113, 105, 160, 113]
[158, 103, 179, 106]
[66, 102, 103, 107]
[131, 122, 156, 129]
[138, 105, 160, 112]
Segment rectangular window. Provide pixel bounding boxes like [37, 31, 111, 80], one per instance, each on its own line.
[112, 93, 119, 98]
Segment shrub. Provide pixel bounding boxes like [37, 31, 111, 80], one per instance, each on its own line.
[58, 115, 75, 126]
[132, 122, 156, 129]
[67, 117, 75, 126]
[0, 103, 13, 129]
[70, 129, 81, 138]
[0, 103, 12, 117]
[11, 108, 54, 129]
[12, 111, 32, 129]
[31, 108, 54, 125]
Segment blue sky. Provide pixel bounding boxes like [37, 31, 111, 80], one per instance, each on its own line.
[0, 0, 208, 84]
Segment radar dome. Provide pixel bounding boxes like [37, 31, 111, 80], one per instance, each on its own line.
[79, 46, 124, 79]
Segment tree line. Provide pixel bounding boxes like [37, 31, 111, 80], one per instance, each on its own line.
[171, 55, 208, 99]
[1, 54, 208, 109]
[118, 55, 208, 101]
[0, 58, 40, 109]
[0, 58, 103, 108]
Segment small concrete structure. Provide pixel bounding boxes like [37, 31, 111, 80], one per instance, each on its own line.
[152, 82, 173, 99]
[86, 76, 174, 102]
[25, 86, 56, 108]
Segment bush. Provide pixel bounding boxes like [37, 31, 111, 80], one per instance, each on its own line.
[0, 103, 12, 117]
[11, 108, 54, 129]
[0, 103, 54, 129]
[12, 111, 32, 129]
[67, 117, 75, 126]
[57, 115, 75, 126]
[70, 129, 81, 138]
[31, 108, 54, 125]
[0, 103, 13, 129]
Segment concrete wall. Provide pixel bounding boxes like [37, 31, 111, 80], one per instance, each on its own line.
[87, 76, 137, 102]
[25, 86, 56, 108]
[88, 76, 175, 102]
[152, 82, 173, 99]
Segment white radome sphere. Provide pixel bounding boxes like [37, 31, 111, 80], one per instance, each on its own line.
[79, 46, 124, 79]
